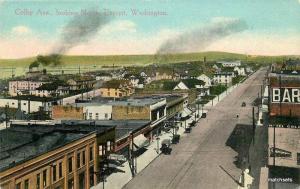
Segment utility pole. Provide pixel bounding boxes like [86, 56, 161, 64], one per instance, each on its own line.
[5, 104, 9, 128]
[252, 107, 255, 145]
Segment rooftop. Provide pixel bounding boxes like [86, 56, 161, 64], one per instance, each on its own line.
[60, 120, 151, 140]
[0, 125, 99, 172]
[88, 97, 166, 107]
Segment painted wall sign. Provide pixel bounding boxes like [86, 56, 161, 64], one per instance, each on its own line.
[272, 88, 300, 103]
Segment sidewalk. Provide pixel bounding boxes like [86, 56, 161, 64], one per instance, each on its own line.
[94, 113, 200, 189]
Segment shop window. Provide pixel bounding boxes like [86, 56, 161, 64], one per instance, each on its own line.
[68, 178, 74, 189]
[89, 166, 94, 187]
[79, 172, 85, 189]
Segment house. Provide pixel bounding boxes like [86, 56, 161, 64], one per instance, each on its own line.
[95, 73, 112, 81]
[30, 82, 69, 97]
[197, 74, 212, 87]
[99, 79, 134, 98]
[173, 79, 205, 90]
[234, 66, 246, 76]
[9, 80, 49, 96]
[213, 72, 234, 86]
[217, 60, 242, 67]
[140, 71, 148, 77]
[67, 76, 96, 91]
[154, 72, 173, 81]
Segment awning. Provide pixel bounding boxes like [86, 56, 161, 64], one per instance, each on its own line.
[181, 107, 193, 119]
[133, 134, 149, 149]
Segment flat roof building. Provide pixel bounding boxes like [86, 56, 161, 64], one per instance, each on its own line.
[0, 123, 115, 189]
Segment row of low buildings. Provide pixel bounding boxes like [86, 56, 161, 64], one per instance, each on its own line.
[0, 93, 192, 189]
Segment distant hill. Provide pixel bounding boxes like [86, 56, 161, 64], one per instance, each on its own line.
[0, 51, 299, 68]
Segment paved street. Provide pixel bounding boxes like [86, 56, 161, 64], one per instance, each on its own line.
[123, 68, 267, 189]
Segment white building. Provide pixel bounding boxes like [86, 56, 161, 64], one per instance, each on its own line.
[234, 66, 246, 76]
[76, 103, 113, 120]
[95, 73, 112, 81]
[9, 80, 49, 96]
[196, 74, 212, 87]
[218, 60, 241, 67]
[213, 72, 234, 85]
[0, 98, 53, 113]
[173, 81, 189, 90]
[30, 86, 69, 97]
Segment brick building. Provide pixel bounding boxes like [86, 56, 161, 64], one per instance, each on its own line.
[99, 80, 134, 98]
[52, 105, 84, 120]
[9, 80, 49, 96]
[0, 123, 115, 189]
[269, 73, 300, 117]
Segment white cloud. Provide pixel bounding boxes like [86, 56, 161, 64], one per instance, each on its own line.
[1, 27, 300, 58]
[206, 32, 300, 56]
[11, 25, 32, 35]
[101, 20, 137, 34]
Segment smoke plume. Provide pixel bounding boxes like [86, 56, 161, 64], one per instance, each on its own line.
[53, 9, 111, 54]
[156, 18, 248, 55]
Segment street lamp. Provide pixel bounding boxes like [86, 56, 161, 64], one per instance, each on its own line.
[156, 136, 160, 154]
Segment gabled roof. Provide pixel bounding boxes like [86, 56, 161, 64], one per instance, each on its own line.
[101, 79, 131, 89]
[181, 79, 205, 89]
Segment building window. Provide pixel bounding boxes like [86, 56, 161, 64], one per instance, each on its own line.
[95, 113, 99, 120]
[79, 172, 85, 189]
[53, 164, 57, 182]
[68, 178, 74, 189]
[43, 170, 47, 187]
[89, 166, 94, 187]
[104, 113, 108, 119]
[68, 157, 73, 173]
[36, 173, 41, 189]
[99, 145, 103, 156]
[108, 92, 110, 96]
[16, 183, 21, 189]
[82, 151, 86, 165]
[24, 179, 29, 189]
[107, 141, 111, 152]
[77, 153, 81, 168]
[89, 113, 92, 120]
[90, 146, 93, 161]
[59, 162, 63, 178]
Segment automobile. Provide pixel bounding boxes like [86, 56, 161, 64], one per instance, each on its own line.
[172, 134, 180, 144]
[242, 102, 246, 107]
[185, 127, 191, 133]
[189, 121, 196, 127]
[201, 113, 207, 118]
[160, 139, 172, 155]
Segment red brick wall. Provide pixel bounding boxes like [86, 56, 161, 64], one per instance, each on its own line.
[270, 103, 300, 117]
[52, 105, 84, 120]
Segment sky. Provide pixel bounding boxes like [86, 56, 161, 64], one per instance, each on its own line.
[0, 0, 300, 58]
